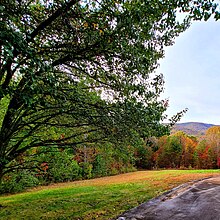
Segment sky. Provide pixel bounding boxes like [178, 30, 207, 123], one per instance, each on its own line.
[158, 19, 220, 125]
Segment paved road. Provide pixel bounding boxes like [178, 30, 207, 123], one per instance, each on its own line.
[116, 176, 220, 220]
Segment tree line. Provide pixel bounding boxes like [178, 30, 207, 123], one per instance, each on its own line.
[1, 126, 220, 193]
[144, 126, 220, 170]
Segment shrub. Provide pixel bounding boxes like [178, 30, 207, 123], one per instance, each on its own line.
[92, 154, 108, 177]
[45, 151, 82, 183]
[0, 170, 39, 194]
[80, 162, 93, 179]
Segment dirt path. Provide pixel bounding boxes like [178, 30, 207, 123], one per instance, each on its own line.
[116, 176, 220, 220]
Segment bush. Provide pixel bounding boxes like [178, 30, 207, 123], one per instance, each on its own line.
[44, 151, 82, 183]
[80, 162, 93, 179]
[0, 170, 39, 194]
[92, 154, 108, 177]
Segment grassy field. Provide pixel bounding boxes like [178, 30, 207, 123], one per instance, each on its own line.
[0, 169, 219, 220]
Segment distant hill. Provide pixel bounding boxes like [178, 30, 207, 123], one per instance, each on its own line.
[172, 122, 216, 136]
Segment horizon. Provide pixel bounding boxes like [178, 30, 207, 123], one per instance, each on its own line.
[175, 121, 218, 125]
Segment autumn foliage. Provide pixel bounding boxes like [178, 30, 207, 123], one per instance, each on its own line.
[1, 126, 220, 194]
[151, 127, 220, 169]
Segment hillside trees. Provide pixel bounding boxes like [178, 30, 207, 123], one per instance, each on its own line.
[153, 130, 220, 169]
[155, 133, 183, 168]
[0, 0, 218, 180]
[205, 126, 220, 167]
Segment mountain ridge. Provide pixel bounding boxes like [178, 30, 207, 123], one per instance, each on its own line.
[172, 122, 217, 136]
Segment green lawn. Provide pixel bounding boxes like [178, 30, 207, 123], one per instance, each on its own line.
[0, 169, 219, 220]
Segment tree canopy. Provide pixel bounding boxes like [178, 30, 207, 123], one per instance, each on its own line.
[0, 0, 218, 179]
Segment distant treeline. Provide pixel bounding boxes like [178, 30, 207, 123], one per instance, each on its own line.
[1, 126, 220, 194]
[144, 127, 220, 170]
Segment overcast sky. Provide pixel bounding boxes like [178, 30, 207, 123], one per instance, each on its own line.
[158, 19, 220, 125]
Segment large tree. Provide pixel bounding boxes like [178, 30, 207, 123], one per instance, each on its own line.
[0, 0, 218, 179]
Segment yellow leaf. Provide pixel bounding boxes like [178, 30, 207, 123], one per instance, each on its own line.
[83, 22, 88, 28]
[93, 23, 98, 28]
[99, 29, 104, 35]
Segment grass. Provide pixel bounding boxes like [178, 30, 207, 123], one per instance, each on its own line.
[0, 169, 219, 219]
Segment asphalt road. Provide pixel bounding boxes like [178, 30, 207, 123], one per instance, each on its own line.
[115, 176, 220, 220]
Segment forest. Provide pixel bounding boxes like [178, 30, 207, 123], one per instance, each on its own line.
[1, 122, 220, 193]
[146, 126, 220, 170]
[1, 0, 220, 194]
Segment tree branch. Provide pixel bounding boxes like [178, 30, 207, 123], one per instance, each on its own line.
[29, 0, 80, 41]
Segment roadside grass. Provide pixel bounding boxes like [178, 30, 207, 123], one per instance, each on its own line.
[0, 169, 219, 220]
